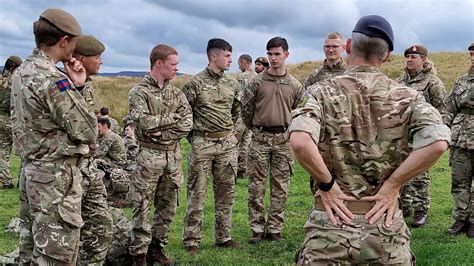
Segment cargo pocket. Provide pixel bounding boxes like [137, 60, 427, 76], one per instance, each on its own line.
[376, 218, 412, 264]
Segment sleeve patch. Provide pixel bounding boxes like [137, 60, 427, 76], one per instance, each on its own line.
[56, 79, 72, 92]
[297, 96, 309, 108]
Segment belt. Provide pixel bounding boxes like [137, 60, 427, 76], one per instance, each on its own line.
[459, 108, 474, 115]
[314, 196, 376, 215]
[194, 130, 231, 138]
[255, 126, 287, 133]
[139, 141, 177, 151]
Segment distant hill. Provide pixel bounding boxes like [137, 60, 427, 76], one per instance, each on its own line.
[0, 67, 184, 77]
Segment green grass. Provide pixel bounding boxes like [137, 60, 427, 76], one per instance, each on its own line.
[1, 147, 473, 265]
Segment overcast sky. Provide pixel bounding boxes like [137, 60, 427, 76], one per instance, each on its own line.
[1, 0, 473, 74]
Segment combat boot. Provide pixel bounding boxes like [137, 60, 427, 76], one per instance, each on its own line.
[402, 206, 411, 218]
[215, 239, 240, 248]
[447, 220, 468, 235]
[411, 210, 428, 227]
[184, 245, 199, 256]
[132, 254, 147, 266]
[2, 182, 14, 189]
[265, 232, 282, 241]
[248, 232, 264, 244]
[466, 222, 474, 238]
[147, 244, 175, 265]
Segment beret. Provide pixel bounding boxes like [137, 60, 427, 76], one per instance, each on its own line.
[75, 35, 105, 56]
[404, 45, 428, 57]
[255, 56, 269, 67]
[468, 43, 474, 51]
[7, 56, 22, 65]
[353, 15, 394, 51]
[40, 8, 81, 36]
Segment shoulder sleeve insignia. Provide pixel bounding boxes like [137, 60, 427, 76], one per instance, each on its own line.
[56, 79, 72, 92]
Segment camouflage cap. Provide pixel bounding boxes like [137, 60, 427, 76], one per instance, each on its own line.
[75, 35, 105, 56]
[468, 43, 474, 51]
[255, 56, 269, 67]
[7, 55, 22, 65]
[352, 15, 394, 51]
[39, 8, 82, 36]
[404, 44, 428, 57]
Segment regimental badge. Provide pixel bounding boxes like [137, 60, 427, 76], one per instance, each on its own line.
[412, 46, 417, 52]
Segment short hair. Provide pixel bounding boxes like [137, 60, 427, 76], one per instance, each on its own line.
[266, 37, 289, 52]
[350, 32, 389, 61]
[149, 44, 178, 69]
[239, 54, 252, 64]
[98, 117, 111, 129]
[206, 38, 232, 56]
[33, 19, 74, 47]
[100, 106, 110, 116]
[326, 32, 343, 41]
[124, 123, 134, 131]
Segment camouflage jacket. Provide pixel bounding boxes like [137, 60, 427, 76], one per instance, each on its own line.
[303, 59, 347, 89]
[290, 66, 450, 199]
[80, 78, 98, 114]
[128, 74, 192, 145]
[102, 115, 121, 135]
[123, 136, 138, 172]
[396, 62, 447, 122]
[11, 48, 97, 161]
[0, 71, 14, 115]
[242, 70, 304, 128]
[237, 69, 257, 91]
[182, 66, 241, 132]
[96, 130, 127, 168]
[445, 71, 474, 149]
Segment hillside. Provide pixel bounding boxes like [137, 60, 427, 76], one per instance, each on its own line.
[93, 52, 470, 124]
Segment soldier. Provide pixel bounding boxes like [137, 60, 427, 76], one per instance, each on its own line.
[254, 56, 269, 74]
[128, 44, 192, 265]
[290, 15, 450, 264]
[304, 32, 348, 194]
[100, 106, 121, 134]
[445, 43, 474, 238]
[11, 8, 98, 265]
[123, 123, 139, 173]
[73, 34, 114, 265]
[397, 44, 447, 227]
[96, 117, 128, 207]
[182, 38, 241, 255]
[0, 55, 22, 189]
[242, 37, 303, 244]
[235, 54, 256, 178]
[303, 32, 347, 89]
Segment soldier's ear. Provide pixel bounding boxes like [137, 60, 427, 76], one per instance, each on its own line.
[345, 39, 352, 54]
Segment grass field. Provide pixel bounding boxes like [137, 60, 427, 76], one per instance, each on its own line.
[1, 52, 473, 264]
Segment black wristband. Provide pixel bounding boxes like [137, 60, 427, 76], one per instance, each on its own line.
[317, 174, 336, 192]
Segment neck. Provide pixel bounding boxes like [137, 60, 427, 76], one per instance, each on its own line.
[347, 54, 381, 69]
[150, 71, 167, 88]
[39, 45, 62, 64]
[409, 69, 421, 76]
[208, 63, 223, 74]
[267, 66, 286, 76]
[326, 57, 341, 66]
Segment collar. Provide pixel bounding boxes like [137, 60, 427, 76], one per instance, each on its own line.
[206, 66, 225, 79]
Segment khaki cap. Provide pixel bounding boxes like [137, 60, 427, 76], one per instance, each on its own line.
[468, 43, 474, 51]
[40, 8, 82, 36]
[75, 35, 105, 56]
[404, 45, 428, 57]
[7, 56, 22, 65]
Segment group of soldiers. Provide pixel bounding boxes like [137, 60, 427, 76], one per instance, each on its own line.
[0, 7, 472, 266]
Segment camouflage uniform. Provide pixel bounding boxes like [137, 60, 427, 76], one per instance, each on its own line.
[302, 59, 347, 89]
[182, 67, 241, 248]
[235, 69, 256, 177]
[445, 70, 474, 224]
[290, 66, 450, 264]
[242, 70, 303, 235]
[128, 75, 192, 255]
[303, 59, 348, 194]
[78, 79, 113, 266]
[123, 135, 139, 172]
[102, 115, 121, 135]
[0, 71, 14, 186]
[11, 48, 98, 265]
[397, 61, 447, 215]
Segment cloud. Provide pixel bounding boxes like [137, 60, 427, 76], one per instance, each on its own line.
[1, 0, 472, 74]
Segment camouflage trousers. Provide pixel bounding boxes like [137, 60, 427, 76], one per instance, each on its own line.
[0, 115, 12, 185]
[248, 130, 294, 234]
[296, 209, 414, 265]
[235, 119, 252, 177]
[129, 144, 183, 255]
[78, 158, 113, 266]
[400, 172, 430, 212]
[19, 157, 84, 265]
[183, 134, 237, 247]
[450, 148, 473, 223]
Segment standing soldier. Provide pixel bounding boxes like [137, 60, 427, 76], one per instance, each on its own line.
[290, 15, 450, 264]
[128, 44, 192, 265]
[242, 37, 304, 244]
[123, 123, 139, 173]
[445, 43, 474, 238]
[11, 8, 98, 265]
[304, 32, 347, 194]
[73, 34, 114, 265]
[254, 56, 269, 74]
[0, 55, 22, 189]
[397, 44, 447, 227]
[303, 32, 347, 89]
[182, 38, 241, 254]
[235, 54, 256, 178]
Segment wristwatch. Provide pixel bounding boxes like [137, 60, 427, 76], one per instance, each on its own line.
[317, 174, 336, 192]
